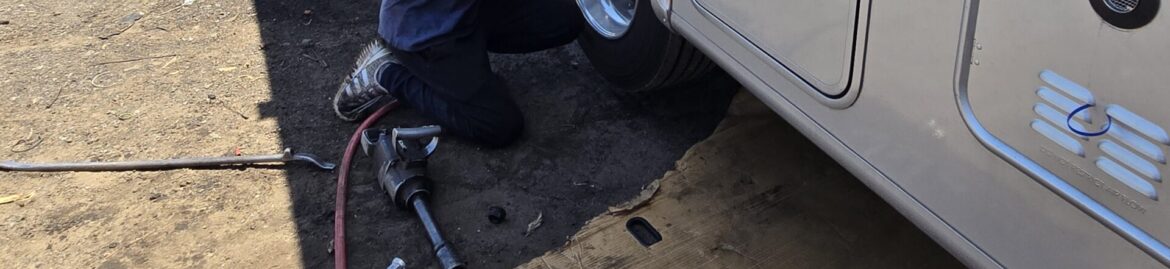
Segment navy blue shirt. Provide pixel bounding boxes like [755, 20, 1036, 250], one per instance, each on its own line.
[378, 0, 479, 52]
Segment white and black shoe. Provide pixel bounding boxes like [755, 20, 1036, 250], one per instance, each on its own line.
[333, 39, 400, 122]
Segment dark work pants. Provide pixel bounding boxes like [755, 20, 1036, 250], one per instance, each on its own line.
[379, 0, 584, 147]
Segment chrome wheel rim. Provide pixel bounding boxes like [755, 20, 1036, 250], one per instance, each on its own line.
[578, 0, 638, 39]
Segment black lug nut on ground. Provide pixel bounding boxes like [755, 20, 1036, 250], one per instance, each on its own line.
[362, 126, 465, 269]
[488, 206, 507, 224]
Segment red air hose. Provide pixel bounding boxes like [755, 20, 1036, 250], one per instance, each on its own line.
[334, 101, 399, 269]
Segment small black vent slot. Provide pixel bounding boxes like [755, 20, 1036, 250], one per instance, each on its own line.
[626, 217, 662, 247]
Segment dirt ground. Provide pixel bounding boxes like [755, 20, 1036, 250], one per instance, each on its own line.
[0, 0, 737, 268]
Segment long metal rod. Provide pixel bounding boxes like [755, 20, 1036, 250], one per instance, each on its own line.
[0, 154, 283, 171]
[411, 197, 464, 269]
[0, 148, 335, 171]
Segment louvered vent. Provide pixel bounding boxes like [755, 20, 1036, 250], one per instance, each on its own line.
[1033, 70, 1167, 200]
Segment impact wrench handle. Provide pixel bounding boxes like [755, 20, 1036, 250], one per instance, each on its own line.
[393, 125, 442, 140]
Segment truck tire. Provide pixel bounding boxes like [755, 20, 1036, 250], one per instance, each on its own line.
[577, 0, 718, 94]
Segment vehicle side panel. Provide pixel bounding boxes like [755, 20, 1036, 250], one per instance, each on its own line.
[667, 0, 1164, 267]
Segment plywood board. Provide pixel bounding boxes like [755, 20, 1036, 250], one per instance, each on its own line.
[519, 93, 961, 268]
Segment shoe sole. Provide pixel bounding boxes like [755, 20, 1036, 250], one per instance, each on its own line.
[334, 89, 391, 122]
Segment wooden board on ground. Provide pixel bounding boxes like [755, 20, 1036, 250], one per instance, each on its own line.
[519, 93, 963, 268]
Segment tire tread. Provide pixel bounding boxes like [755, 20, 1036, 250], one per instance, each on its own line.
[646, 37, 715, 91]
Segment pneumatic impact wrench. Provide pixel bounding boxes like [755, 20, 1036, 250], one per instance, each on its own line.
[361, 126, 465, 269]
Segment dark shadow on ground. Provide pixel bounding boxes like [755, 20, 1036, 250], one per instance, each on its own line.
[251, 1, 737, 268]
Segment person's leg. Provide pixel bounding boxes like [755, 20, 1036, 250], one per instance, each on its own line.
[381, 33, 524, 147]
[352, 0, 583, 147]
[378, 0, 582, 145]
[480, 0, 585, 54]
[379, 66, 523, 147]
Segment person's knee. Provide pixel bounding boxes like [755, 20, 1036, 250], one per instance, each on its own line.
[472, 108, 524, 148]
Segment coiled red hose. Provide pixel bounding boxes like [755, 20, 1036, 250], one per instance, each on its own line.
[335, 101, 399, 269]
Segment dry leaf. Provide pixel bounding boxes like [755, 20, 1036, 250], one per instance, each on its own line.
[524, 212, 543, 237]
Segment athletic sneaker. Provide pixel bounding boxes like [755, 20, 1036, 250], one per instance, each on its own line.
[334, 40, 400, 122]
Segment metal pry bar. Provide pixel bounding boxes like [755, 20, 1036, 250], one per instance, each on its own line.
[0, 148, 336, 172]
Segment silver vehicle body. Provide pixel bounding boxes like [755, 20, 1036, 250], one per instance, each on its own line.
[645, 0, 1170, 267]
